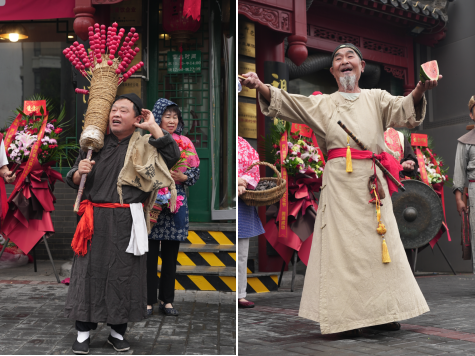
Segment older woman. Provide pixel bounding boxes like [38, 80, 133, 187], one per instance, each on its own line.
[238, 136, 265, 308]
[146, 98, 200, 316]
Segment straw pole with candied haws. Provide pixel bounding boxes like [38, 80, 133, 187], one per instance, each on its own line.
[63, 22, 144, 212]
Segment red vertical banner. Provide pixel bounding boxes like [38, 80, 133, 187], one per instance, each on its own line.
[279, 130, 288, 238]
[415, 147, 429, 185]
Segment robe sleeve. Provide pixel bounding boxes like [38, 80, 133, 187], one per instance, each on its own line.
[258, 85, 332, 138]
[66, 149, 87, 190]
[148, 129, 181, 170]
[379, 90, 427, 130]
[183, 166, 200, 186]
[453, 142, 468, 194]
[399, 137, 419, 178]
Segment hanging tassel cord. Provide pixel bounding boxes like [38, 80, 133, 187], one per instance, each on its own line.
[372, 156, 391, 264]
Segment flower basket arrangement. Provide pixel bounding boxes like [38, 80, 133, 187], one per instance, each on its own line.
[1, 96, 78, 255]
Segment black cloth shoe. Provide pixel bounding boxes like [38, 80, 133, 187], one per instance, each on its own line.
[72, 337, 90, 354]
[159, 302, 179, 316]
[146, 308, 153, 318]
[107, 335, 130, 352]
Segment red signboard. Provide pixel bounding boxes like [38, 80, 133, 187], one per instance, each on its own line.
[0, 0, 74, 21]
[23, 100, 46, 115]
[411, 133, 428, 147]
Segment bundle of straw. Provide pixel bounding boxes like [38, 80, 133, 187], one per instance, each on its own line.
[63, 22, 144, 211]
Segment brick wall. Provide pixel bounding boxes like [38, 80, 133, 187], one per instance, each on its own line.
[6, 181, 77, 261]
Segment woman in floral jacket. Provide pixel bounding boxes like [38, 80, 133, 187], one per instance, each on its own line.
[238, 136, 265, 308]
[147, 98, 200, 316]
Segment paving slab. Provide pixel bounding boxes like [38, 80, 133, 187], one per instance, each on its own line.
[238, 274, 475, 355]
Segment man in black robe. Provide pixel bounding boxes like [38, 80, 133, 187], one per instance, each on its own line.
[65, 93, 180, 354]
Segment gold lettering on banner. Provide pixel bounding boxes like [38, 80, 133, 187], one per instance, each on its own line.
[238, 21, 255, 58]
[238, 102, 257, 139]
[238, 61, 256, 98]
[271, 73, 287, 91]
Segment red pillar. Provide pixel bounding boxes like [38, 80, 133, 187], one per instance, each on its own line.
[255, 23, 286, 272]
[74, 0, 95, 41]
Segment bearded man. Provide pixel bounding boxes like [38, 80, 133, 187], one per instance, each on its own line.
[65, 93, 180, 354]
[240, 43, 441, 335]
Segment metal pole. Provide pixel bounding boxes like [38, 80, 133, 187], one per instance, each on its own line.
[42, 235, 61, 283]
[33, 246, 37, 272]
[291, 251, 297, 292]
[413, 248, 418, 273]
[436, 241, 457, 275]
[277, 260, 286, 288]
[0, 238, 10, 259]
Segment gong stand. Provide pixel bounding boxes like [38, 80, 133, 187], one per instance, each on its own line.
[408, 242, 456, 275]
[277, 250, 299, 292]
[0, 235, 61, 283]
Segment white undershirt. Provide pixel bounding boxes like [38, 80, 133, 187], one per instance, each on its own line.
[0, 139, 8, 167]
[339, 92, 360, 101]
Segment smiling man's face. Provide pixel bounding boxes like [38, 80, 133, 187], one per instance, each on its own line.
[109, 98, 141, 140]
[330, 48, 366, 92]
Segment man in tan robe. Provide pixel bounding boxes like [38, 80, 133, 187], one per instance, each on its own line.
[240, 43, 441, 335]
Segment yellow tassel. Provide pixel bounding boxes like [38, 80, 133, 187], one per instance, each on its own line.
[346, 135, 353, 172]
[382, 238, 391, 263]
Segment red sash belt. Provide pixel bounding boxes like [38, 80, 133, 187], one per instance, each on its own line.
[71, 200, 131, 256]
[327, 148, 402, 196]
[469, 180, 475, 183]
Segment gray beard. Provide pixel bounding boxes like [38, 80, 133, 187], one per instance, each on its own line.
[339, 74, 357, 92]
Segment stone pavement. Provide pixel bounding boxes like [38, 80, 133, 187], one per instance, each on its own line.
[239, 274, 475, 355]
[0, 261, 236, 355]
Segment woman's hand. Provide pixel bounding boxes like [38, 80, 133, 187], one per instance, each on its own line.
[170, 169, 188, 183]
[238, 177, 247, 187]
[238, 185, 246, 196]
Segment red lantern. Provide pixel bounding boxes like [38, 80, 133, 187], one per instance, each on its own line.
[162, 0, 201, 43]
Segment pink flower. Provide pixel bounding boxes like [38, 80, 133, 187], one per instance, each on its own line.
[172, 195, 185, 213]
[158, 187, 169, 195]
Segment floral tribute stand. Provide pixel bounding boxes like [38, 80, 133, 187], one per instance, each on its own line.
[405, 133, 455, 274]
[264, 121, 325, 291]
[0, 99, 71, 282]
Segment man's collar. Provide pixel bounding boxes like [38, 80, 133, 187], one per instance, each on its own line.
[110, 131, 134, 143]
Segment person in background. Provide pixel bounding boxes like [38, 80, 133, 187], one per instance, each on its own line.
[238, 136, 265, 308]
[146, 98, 200, 317]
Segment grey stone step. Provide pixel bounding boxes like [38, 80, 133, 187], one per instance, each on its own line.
[157, 265, 236, 277]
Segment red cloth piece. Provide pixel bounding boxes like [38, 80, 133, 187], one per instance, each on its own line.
[327, 148, 403, 196]
[183, 0, 201, 21]
[71, 200, 132, 256]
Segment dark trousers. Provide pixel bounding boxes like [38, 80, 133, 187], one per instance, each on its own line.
[75, 321, 127, 336]
[147, 239, 181, 305]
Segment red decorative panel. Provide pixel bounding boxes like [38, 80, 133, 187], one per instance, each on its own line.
[384, 65, 405, 80]
[363, 39, 405, 57]
[307, 25, 360, 46]
[238, 2, 291, 33]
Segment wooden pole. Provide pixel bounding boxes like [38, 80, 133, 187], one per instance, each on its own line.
[73, 148, 93, 212]
[337, 120, 406, 192]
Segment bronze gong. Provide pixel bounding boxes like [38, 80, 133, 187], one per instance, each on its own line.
[391, 180, 443, 249]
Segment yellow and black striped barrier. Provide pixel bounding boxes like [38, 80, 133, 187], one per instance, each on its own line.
[246, 274, 279, 293]
[157, 270, 236, 292]
[185, 230, 235, 245]
[156, 230, 236, 292]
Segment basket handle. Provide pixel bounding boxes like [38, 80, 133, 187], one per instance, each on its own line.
[244, 161, 282, 186]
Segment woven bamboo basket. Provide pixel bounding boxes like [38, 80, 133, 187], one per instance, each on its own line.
[240, 161, 286, 207]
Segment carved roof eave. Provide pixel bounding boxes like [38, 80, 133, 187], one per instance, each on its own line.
[238, 1, 292, 34]
[313, 0, 451, 46]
